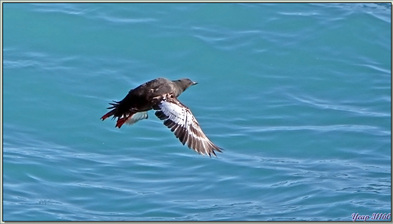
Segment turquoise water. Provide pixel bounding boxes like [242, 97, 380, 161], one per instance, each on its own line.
[3, 3, 391, 221]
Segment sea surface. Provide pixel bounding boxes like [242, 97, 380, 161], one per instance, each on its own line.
[2, 3, 391, 221]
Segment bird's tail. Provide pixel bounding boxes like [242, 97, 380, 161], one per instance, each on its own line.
[101, 109, 115, 121]
[101, 111, 134, 128]
[101, 105, 148, 128]
[101, 101, 119, 121]
[115, 112, 148, 128]
[115, 115, 131, 128]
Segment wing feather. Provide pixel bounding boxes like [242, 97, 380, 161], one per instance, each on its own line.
[154, 98, 222, 157]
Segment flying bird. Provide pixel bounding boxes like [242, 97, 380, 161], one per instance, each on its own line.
[101, 77, 222, 157]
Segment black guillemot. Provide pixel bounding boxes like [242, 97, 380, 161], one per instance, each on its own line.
[101, 77, 222, 157]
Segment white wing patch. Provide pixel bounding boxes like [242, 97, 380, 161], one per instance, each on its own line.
[159, 100, 188, 127]
[155, 99, 222, 157]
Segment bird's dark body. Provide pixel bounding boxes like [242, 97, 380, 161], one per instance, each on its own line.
[101, 77, 222, 157]
[115, 78, 169, 115]
[113, 83, 156, 115]
[102, 78, 196, 127]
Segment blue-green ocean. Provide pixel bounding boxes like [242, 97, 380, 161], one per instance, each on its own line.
[3, 3, 391, 221]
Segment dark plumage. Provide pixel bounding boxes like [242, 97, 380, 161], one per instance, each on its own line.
[101, 77, 222, 157]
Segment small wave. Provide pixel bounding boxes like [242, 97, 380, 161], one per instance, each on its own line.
[290, 95, 389, 118]
[253, 124, 389, 136]
[32, 3, 157, 26]
[32, 3, 96, 16]
[278, 11, 320, 17]
[4, 49, 78, 72]
[357, 63, 390, 75]
[97, 14, 157, 24]
[313, 3, 391, 23]
[191, 26, 262, 52]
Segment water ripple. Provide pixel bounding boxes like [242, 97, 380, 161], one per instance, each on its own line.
[290, 95, 389, 118]
[245, 124, 389, 136]
[32, 3, 97, 16]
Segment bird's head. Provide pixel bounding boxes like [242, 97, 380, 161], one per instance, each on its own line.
[174, 78, 198, 92]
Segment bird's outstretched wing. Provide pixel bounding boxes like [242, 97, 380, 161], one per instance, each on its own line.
[155, 98, 222, 157]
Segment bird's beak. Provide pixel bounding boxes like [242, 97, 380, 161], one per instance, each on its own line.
[192, 81, 198, 85]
